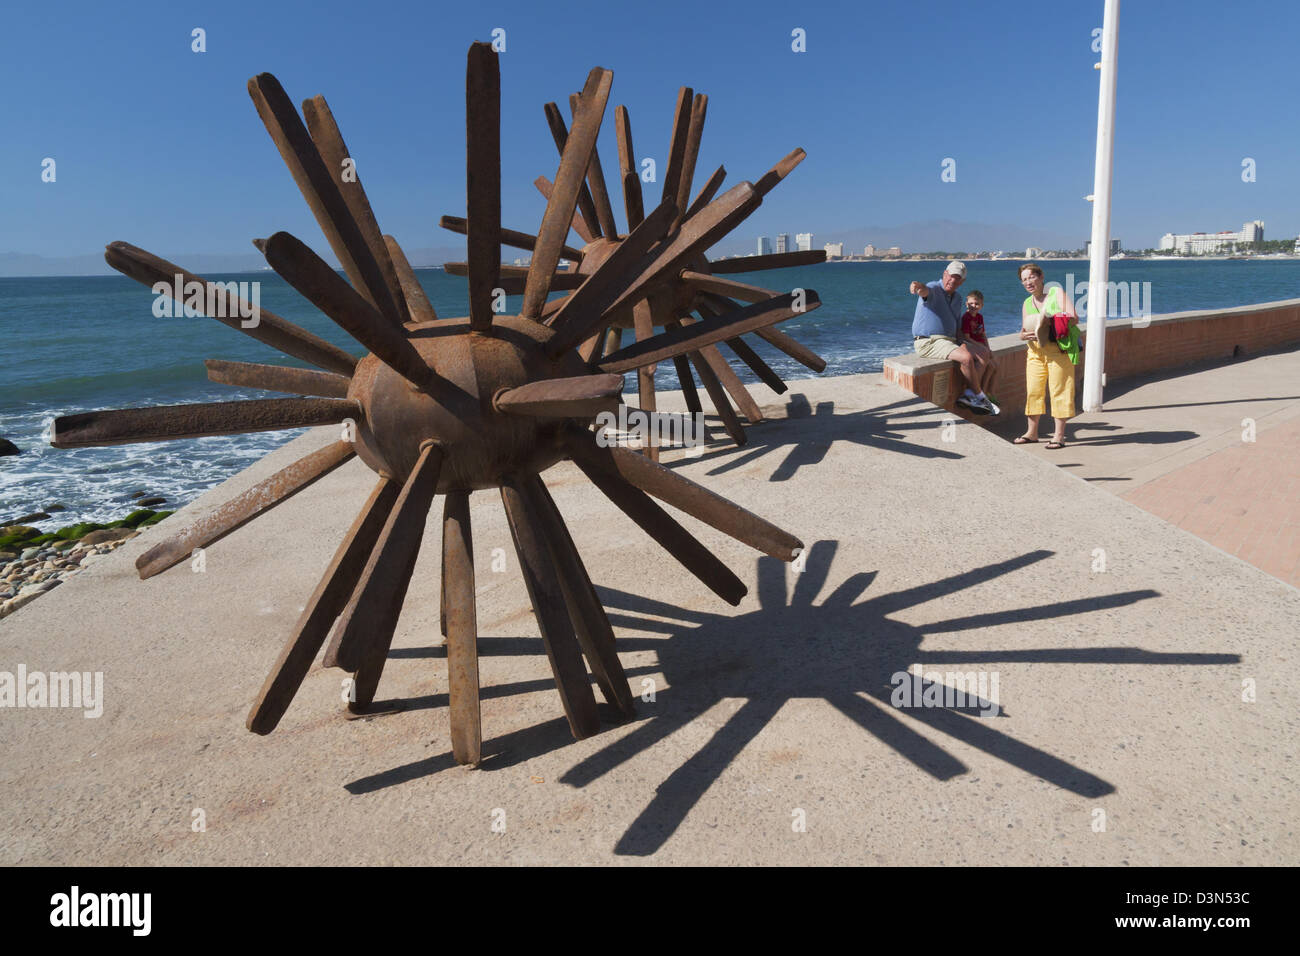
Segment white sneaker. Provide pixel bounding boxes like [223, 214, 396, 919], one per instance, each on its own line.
[966, 395, 993, 416]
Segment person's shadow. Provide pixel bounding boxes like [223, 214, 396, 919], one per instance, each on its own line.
[347, 541, 1239, 858]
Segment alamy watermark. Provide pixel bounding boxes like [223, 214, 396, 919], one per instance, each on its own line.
[50, 886, 150, 936]
[595, 406, 707, 456]
[152, 274, 261, 327]
[890, 664, 1000, 717]
[0, 665, 103, 717]
[1053, 274, 1152, 327]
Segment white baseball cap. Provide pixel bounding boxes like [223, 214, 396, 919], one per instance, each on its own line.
[945, 260, 967, 277]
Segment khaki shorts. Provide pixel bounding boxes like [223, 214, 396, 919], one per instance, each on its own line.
[913, 335, 960, 360]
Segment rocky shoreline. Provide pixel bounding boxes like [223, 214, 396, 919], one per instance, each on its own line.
[0, 505, 174, 620]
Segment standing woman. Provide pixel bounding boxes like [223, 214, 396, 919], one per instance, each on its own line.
[1015, 262, 1077, 449]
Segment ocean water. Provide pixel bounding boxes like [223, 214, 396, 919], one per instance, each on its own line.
[2, 258, 1297, 525]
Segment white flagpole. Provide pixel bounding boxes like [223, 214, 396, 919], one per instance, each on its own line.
[1084, 0, 1120, 412]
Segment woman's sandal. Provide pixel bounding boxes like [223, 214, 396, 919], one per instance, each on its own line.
[1013, 435, 1039, 444]
[1045, 440, 1066, 450]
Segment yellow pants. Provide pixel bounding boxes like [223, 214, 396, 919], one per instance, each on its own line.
[1025, 341, 1075, 418]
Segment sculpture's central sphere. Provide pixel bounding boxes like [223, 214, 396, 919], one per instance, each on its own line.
[347, 315, 589, 490]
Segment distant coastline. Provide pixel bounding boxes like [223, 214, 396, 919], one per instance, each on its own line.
[794, 254, 1300, 264]
[4, 254, 1298, 282]
[6, 260, 1299, 534]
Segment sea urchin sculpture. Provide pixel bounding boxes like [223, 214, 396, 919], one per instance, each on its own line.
[49, 43, 810, 766]
[441, 84, 829, 456]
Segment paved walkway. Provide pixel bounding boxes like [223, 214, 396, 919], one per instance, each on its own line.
[1123, 416, 1300, 588]
[989, 348, 1300, 590]
[3, 372, 1296, 865]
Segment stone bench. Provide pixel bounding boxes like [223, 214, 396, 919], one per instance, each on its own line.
[883, 299, 1300, 423]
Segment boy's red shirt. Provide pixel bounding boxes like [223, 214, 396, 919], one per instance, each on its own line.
[961, 310, 988, 346]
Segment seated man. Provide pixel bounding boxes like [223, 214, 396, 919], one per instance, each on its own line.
[908, 260, 998, 415]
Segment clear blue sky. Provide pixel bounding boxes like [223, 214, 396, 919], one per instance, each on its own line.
[2, 0, 1295, 259]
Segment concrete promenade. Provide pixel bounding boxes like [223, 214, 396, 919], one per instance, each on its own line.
[988, 348, 1300, 589]
[1, 372, 1296, 865]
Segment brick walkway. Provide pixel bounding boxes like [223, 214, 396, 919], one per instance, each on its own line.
[1121, 416, 1300, 588]
[982, 348, 1300, 591]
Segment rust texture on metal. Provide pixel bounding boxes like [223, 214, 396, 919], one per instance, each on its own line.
[204, 359, 353, 398]
[494, 373, 623, 418]
[301, 95, 410, 327]
[685, 164, 726, 219]
[673, 93, 707, 228]
[522, 67, 613, 318]
[51, 42, 812, 768]
[534, 175, 595, 243]
[660, 86, 694, 213]
[262, 231, 442, 393]
[104, 241, 357, 376]
[632, 298, 659, 461]
[502, 478, 602, 738]
[455, 79, 829, 444]
[340, 442, 443, 706]
[465, 43, 502, 333]
[442, 490, 481, 765]
[585, 439, 800, 560]
[246, 477, 399, 734]
[384, 234, 438, 325]
[51, 398, 361, 448]
[136, 439, 356, 579]
[755, 147, 807, 197]
[613, 106, 644, 229]
[563, 427, 749, 605]
[684, 343, 745, 445]
[247, 73, 402, 326]
[527, 475, 635, 717]
[545, 101, 603, 241]
[543, 200, 678, 357]
[673, 353, 703, 413]
[693, 337, 765, 424]
[567, 93, 620, 240]
[598, 291, 820, 373]
[439, 215, 583, 263]
[709, 249, 826, 274]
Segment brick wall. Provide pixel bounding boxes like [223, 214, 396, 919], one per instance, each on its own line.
[883, 298, 1300, 422]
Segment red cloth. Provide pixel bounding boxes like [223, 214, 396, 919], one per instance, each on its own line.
[960, 311, 989, 346]
[1053, 313, 1072, 339]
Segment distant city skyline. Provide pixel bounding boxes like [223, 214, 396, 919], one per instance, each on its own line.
[751, 216, 1287, 259]
[1159, 220, 1265, 255]
[4, 0, 1299, 268]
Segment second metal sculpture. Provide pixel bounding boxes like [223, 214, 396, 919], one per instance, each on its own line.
[443, 86, 829, 455]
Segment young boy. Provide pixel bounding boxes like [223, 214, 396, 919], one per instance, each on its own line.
[960, 290, 998, 405]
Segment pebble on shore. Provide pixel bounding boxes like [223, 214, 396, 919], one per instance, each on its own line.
[0, 508, 173, 620]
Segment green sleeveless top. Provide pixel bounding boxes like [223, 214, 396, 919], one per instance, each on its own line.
[1025, 286, 1064, 316]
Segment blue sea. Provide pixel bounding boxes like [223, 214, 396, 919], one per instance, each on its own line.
[2, 258, 1297, 525]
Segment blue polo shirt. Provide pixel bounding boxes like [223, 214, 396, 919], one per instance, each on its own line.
[912, 280, 962, 338]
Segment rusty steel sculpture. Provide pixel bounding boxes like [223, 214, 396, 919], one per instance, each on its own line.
[441, 86, 828, 456]
[48, 43, 814, 765]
